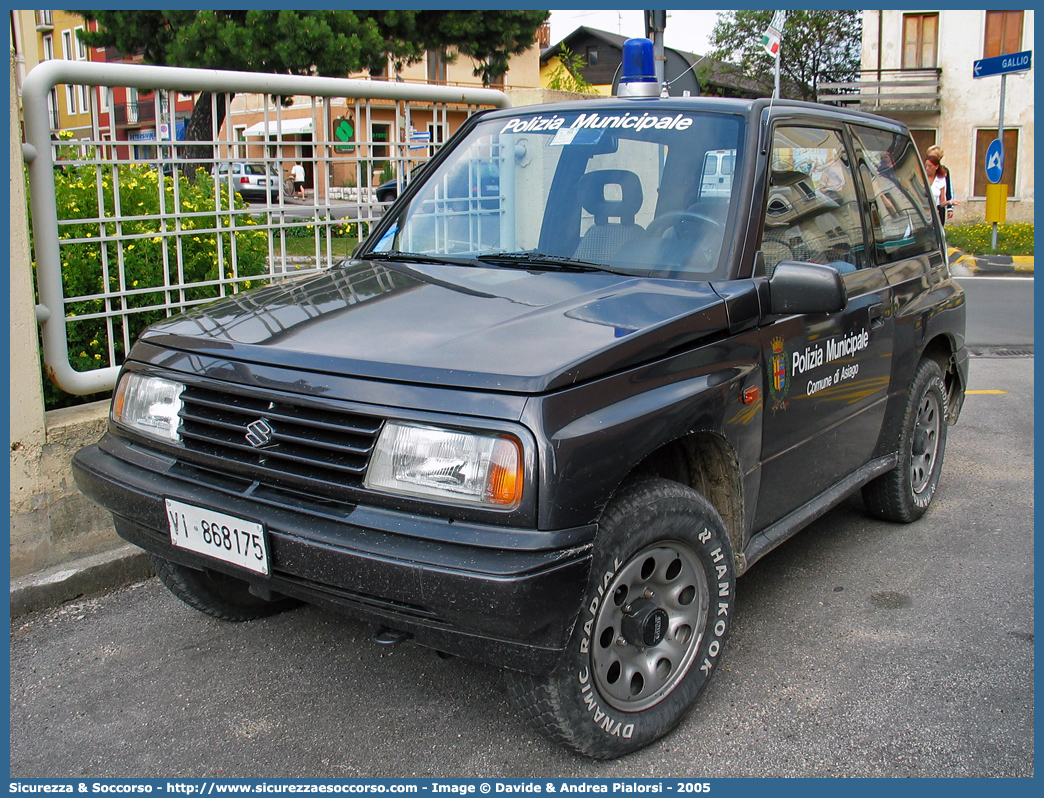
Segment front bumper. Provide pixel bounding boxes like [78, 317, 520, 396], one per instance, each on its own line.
[73, 441, 594, 675]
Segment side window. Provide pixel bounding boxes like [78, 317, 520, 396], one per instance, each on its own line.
[850, 125, 939, 263]
[761, 126, 866, 275]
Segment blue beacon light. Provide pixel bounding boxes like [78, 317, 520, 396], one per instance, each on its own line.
[618, 38, 660, 98]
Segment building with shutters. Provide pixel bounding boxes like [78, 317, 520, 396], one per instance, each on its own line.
[819, 10, 1033, 223]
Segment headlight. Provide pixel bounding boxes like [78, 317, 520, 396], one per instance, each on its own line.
[111, 373, 185, 444]
[365, 422, 523, 509]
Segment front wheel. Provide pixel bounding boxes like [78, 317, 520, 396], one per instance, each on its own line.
[151, 555, 299, 622]
[505, 479, 735, 759]
[862, 358, 949, 522]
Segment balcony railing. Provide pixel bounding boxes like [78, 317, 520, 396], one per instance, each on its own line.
[817, 68, 941, 114]
[112, 101, 156, 126]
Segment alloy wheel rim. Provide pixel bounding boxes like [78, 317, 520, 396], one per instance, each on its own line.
[911, 391, 941, 495]
[591, 541, 709, 713]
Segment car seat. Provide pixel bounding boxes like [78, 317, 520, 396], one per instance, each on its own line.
[573, 170, 644, 262]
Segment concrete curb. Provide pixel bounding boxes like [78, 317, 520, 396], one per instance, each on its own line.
[9, 545, 154, 618]
[949, 247, 1034, 275]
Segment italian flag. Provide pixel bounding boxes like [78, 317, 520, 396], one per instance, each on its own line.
[761, 10, 787, 57]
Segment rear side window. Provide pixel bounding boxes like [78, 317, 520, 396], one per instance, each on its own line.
[850, 125, 940, 263]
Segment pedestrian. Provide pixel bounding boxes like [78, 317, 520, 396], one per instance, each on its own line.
[924, 155, 953, 225]
[926, 145, 956, 223]
[291, 161, 306, 199]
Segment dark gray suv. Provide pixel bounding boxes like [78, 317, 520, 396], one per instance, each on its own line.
[75, 93, 967, 759]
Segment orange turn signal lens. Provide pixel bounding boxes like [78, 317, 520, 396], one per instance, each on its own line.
[487, 437, 524, 507]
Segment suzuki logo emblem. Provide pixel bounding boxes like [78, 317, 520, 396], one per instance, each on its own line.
[245, 419, 274, 448]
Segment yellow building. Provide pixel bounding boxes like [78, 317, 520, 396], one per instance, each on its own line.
[12, 10, 95, 141]
[10, 10, 43, 94]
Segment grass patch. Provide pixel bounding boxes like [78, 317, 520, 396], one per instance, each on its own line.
[274, 236, 358, 259]
[946, 223, 1034, 256]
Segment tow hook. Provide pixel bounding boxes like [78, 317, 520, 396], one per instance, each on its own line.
[372, 627, 412, 646]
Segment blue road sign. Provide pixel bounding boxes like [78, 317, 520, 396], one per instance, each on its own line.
[973, 50, 1032, 78]
[985, 139, 1004, 183]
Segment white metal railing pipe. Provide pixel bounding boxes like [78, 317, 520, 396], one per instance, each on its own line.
[22, 59, 510, 395]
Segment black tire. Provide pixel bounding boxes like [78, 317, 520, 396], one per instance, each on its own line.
[862, 358, 948, 523]
[151, 555, 299, 622]
[505, 479, 735, 759]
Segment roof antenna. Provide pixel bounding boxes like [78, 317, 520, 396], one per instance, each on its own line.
[660, 53, 708, 98]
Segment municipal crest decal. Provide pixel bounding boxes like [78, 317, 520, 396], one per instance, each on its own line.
[769, 337, 790, 411]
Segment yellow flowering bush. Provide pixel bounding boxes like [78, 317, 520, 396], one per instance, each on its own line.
[34, 160, 271, 409]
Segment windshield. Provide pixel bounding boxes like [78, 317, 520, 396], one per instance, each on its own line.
[366, 107, 745, 279]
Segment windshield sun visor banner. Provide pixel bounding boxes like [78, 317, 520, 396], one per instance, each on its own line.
[501, 112, 695, 138]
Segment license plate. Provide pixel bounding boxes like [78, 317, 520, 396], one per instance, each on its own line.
[165, 499, 269, 575]
[257, 178, 268, 185]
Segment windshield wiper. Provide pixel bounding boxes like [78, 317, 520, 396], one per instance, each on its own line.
[363, 250, 485, 268]
[476, 251, 613, 273]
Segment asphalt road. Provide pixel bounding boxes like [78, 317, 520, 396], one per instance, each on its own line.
[9, 356, 1033, 779]
[959, 275, 1034, 348]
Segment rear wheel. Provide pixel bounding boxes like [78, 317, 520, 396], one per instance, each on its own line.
[505, 479, 735, 759]
[151, 555, 298, 622]
[863, 358, 948, 522]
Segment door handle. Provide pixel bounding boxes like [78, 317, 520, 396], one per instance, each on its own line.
[868, 302, 885, 330]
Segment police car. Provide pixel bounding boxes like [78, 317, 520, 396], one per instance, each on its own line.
[74, 40, 967, 759]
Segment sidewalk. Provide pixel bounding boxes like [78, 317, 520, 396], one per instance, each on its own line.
[10, 545, 152, 617]
[948, 247, 1034, 276]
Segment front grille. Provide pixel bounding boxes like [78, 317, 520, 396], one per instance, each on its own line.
[177, 384, 384, 498]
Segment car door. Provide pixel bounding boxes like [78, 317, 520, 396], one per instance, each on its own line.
[754, 123, 894, 529]
[847, 123, 952, 396]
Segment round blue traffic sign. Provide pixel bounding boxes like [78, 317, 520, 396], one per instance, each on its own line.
[985, 138, 1005, 183]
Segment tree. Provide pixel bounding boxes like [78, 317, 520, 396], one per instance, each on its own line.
[708, 10, 862, 102]
[78, 10, 548, 163]
[382, 11, 550, 85]
[545, 46, 596, 94]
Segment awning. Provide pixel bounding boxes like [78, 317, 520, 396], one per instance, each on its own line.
[242, 117, 314, 137]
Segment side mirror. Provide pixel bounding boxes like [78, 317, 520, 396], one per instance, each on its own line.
[767, 261, 847, 316]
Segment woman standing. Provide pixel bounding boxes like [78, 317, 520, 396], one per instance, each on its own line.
[924, 155, 953, 225]
[926, 145, 956, 223]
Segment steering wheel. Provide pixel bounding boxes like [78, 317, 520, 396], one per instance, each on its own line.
[645, 210, 725, 239]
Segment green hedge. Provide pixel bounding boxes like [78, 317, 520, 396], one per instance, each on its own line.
[946, 223, 1034, 256]
[33, 157, 270, 410]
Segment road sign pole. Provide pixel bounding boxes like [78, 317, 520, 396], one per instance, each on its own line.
[972, 49, 1031, 251]
[992, 74, 1007, 250]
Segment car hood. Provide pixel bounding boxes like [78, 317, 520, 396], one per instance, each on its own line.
[138, 259, 731, 394]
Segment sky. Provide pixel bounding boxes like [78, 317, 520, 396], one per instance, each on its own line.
[548, 9, 722, 56]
